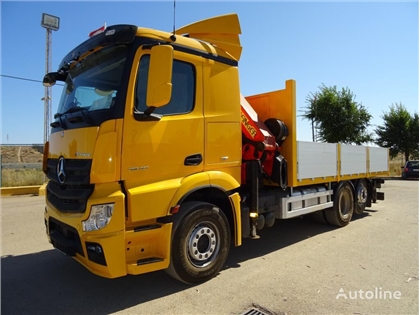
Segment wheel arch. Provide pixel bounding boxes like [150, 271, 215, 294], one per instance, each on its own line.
[171, 187, 238, 245]
[165, 171, 241, 246]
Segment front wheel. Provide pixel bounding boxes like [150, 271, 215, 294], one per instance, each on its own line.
[166, 202, 230, 284]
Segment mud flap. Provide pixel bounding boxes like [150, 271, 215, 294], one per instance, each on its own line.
[228, 192, 242, 246]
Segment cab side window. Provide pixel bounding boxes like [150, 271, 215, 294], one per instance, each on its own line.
[135, 55, 195, 115]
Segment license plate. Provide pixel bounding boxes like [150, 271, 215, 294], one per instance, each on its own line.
[414, 169, 419, 171]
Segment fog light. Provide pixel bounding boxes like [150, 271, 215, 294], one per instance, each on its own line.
[86, 242, 107, 266]
[82, 203, 114, 232]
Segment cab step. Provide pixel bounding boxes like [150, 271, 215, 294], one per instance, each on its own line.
[137, 257, 164, 265]
[127, 257, 168, 275]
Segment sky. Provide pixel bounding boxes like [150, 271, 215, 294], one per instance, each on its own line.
[0, 1, 418, 144]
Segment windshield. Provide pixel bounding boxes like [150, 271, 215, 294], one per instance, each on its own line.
[56, 45, 128, 115]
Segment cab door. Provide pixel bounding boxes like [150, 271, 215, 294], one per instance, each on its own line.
[121, 47, 204, 222]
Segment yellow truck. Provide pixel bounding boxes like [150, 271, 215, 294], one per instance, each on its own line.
[42, 14, 388, 284]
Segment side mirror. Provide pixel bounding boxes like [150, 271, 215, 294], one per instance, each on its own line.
[43, 72, 66, 87]
[146, 45, 173, 108]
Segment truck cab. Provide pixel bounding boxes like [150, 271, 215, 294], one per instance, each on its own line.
[43, 15, 244, 283]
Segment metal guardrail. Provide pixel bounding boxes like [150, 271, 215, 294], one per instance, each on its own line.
[2, 163, 42, 169]
[0, 144, 44, 147]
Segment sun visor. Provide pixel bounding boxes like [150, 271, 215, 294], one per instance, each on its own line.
[176, 14, 242, 61]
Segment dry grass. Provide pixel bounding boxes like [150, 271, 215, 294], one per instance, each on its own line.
[2, 169, 45, 187]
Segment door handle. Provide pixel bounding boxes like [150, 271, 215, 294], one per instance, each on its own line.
[184, 154, 203, 166]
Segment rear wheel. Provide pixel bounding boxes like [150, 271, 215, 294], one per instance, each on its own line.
[312, 210, 327, 224]
[166, 202, 230, 284]
[325, 182, 354, 227]
[355, 179, 368, 214]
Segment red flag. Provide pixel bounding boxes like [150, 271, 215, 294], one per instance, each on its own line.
[89, 24, 106, 37]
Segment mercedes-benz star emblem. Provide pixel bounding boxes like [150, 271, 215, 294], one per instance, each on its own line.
[56, 157, 66, 184]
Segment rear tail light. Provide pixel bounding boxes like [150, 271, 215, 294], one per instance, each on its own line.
[405, 167, 409, 172]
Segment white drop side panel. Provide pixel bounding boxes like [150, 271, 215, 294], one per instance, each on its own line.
[340, 144, 367, 175]
[297, 141, 337, 180]
[369, 146, 389, 173]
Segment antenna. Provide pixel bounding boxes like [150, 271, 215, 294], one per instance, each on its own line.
[170, 0, 176, 41]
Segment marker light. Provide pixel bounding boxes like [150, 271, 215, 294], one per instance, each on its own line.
[82, 204, 114, 232]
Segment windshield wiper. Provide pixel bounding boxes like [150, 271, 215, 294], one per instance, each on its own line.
[53, 106, 91, 125]
[54, 105, 83, 118]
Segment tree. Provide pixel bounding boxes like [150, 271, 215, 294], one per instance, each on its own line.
[375, 103, 419, 162]
[302, 84, 373, 144]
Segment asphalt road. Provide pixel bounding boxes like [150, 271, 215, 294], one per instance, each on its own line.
[1, 180, 418, 315]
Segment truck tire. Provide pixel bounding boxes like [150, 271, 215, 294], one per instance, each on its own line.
[325, 182, 354, 227]
[166, 202, 230, 284]
[355, 179, 368, 214]
[312, 210, 327, 224]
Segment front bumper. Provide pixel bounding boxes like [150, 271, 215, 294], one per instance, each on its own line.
[44, 182, 172, 279]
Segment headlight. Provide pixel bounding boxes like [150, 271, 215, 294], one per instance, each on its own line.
[82, 203, 114, 232]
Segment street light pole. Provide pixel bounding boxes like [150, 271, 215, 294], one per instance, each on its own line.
[41, 13, 60, 145]
[44, 27, 52, 144]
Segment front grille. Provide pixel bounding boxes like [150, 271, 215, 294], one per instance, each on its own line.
[49, 217, 84, 257]
[46, 158, 94, 213]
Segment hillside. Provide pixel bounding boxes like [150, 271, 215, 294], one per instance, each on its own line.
[1, 145, 43, 164]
